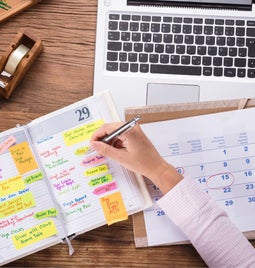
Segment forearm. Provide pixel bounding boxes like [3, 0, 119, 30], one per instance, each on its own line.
[157, 176, 255, 267]
[148, 160, 183, 195]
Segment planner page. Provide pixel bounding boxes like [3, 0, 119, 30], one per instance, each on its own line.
[0, 127, 67, 266]
[141, 108, 255, 246]
[27, 92, 148, 236]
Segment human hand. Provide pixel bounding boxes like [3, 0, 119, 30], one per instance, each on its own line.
[90, 122, 183, 194]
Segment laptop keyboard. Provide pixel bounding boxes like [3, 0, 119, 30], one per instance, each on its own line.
[106, 13, 255, 78]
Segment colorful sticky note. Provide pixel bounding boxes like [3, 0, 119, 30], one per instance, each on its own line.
[0, 192, 36, 219]
[12, 220, 57, 249]
[81, 154, 105, 167]
[24, 171, 44, 184]
[93, 182, 117, 195]
[9, 141, 38, 175]
[62, 120, 104, 146]
[75, 146, 89, 156]
[0, 175, 25, 198]
[88, 174, 113, 187]
[100, 192, 128, 225]
[34, 208, 58, 220]
[0, 136, 16, 154]
[85, 164, 108, 177]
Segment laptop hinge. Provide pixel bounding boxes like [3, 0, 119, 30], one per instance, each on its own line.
[127, 0, 253, 11]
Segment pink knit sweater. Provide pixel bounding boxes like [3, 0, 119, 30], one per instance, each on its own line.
[157, 176, 255, 267]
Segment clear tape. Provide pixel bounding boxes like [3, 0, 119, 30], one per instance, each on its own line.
[4, 44, 30, 75]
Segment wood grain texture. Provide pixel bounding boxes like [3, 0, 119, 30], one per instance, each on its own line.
[0, 1, 253, 267]
[0, 0, 95, 131]
[0, 0, 41, 23]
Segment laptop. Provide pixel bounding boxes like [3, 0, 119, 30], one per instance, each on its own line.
[93, 0, 255, 118]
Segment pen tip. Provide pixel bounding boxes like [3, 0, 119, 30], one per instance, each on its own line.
[135, 115, 141, 122]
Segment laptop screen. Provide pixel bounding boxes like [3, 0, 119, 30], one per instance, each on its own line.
[128, 0, 253, 10]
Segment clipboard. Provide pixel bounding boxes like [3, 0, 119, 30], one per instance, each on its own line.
[125, 98, 255, 247]
[0, 0, 41, 23]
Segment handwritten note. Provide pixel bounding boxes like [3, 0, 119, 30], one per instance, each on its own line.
[0, 176, 25, 197]
[75, 146, 89, 156]
[0, 136, 16, 154]
[84, 164, 109, 177]
[100, 192, 128, 225]
[93, 182, 117, 195]
[12, 220, 57, 249]
[0, 211, 34, 230]
[0, 192, 36, 219]
[81, 155, 105, 167]
[9, 142, 38, 174]
[24, 171, 44, 184]
[62, 120, 104, 146]
[88, 174, 113, 187]
[34, 208, 58, 220]
[39, 145, 61, 159]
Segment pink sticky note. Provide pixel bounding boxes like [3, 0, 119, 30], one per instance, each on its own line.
[0, 136, 16, 154]
[81, 155, 105, 167]
[93, 182, 117, 195]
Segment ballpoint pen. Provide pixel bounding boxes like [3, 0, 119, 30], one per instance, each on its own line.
[101, 115, 141, 144]
[87, 115, 141, 153]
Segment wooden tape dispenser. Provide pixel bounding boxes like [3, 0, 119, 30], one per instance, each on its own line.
[0, 29, 43, 99]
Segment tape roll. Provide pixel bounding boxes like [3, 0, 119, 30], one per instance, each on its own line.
[4, 44, 30, 75]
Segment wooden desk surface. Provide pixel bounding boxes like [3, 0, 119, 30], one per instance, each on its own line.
[0, 1, 254, 267]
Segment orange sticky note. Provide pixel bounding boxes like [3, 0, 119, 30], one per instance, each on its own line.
[9, 141, 38, 174]
[100, 192, 128, 225]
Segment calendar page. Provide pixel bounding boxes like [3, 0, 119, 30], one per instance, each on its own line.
[141, 108, 255, 246]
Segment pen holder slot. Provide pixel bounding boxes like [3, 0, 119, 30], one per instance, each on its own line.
[0, 29, 43, 99]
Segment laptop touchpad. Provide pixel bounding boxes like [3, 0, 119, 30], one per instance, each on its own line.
[147, 83, 200, 105]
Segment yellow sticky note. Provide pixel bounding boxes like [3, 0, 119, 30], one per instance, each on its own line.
[0, 175, 25, 198]
[85, 164, 108, 177]
[12, 220, 57, 250]
[62, 120, 104, 146]
[9, 141, 38, 175]
[100, 192, 128, 225]
[74, 146, 89, 156]
[0, 192, 36, 219]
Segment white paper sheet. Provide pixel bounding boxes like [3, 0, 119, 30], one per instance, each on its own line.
[141, 108, 255, 246]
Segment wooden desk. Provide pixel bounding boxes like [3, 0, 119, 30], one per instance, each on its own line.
[1, 1, 253, 267]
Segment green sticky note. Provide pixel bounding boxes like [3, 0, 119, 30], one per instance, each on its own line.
[34, 208, 58, 220]
[25, 171, 44, 184]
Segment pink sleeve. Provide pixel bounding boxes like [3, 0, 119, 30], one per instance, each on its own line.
[157, 176, 255, 267]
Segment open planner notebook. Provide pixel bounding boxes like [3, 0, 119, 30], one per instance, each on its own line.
[0, 91, 151, 266]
